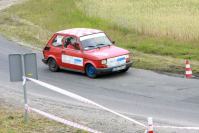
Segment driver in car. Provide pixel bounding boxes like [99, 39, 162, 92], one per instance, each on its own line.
[64, 37, 80, 50]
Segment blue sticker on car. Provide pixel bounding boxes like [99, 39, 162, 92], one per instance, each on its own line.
[117, 57, 125, 62]
[74, 59, 82, 63]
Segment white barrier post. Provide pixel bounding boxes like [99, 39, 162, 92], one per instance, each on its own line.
[22, 76, 28, 123]
[147, 117, 154, 133]
[22, 53, 28, 124]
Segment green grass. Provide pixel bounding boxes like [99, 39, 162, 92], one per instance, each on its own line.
[77, 0, 199, 41]
[0, 0, 199, 76]
[0, 105, 86, 133]
[77, 0, 199, 60]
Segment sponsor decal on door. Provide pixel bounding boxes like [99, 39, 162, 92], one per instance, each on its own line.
[62, 55, 83, 66]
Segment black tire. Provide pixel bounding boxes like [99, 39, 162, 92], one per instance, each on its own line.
[120, 67, 129, 73]
[48, 58, 59, 72]
[85, 64, 97, 78]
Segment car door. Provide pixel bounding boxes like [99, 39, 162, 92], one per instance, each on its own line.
[61, 36, 84, 72]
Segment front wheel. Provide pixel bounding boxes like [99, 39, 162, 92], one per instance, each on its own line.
[48, 58, 59, 72]
[85, 64, 97, 78]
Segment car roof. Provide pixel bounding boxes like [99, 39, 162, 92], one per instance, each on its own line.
[56, 28, 103, 37]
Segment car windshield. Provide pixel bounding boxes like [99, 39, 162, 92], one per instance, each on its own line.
[80, 33, 112, 50]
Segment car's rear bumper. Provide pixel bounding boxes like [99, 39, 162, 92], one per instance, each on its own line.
[42, 59, 48, 64]
[96, 61, 132, 74]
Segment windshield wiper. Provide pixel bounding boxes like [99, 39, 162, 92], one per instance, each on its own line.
[96, 43, 111, 49]
[96, 44, 107, 49]
[84, 45, 96, 50]
[96, 43, 106, 47]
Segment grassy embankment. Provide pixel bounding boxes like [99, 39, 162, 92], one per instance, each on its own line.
[0, 0, 199, 76]
[0, 104, 86, 133]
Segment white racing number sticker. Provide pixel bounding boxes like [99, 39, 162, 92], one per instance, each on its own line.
[62, 55, 83, 66]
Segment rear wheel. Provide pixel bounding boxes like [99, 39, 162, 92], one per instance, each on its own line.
[86, 64, 97, 78]
[48, 58, 59, 72]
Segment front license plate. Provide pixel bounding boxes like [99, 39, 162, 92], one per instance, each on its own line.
[112, 65, 126, 71]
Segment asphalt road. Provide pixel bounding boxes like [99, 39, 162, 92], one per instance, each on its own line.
[1, 35, 199, 128]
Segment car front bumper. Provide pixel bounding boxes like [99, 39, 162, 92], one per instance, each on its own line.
[96, 61, 132, 74]
[42, 59, 48, 64]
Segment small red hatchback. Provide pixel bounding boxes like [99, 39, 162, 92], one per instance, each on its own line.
[42, 28, 132, 78]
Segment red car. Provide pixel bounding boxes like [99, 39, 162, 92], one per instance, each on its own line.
[42, 28, 132, 78]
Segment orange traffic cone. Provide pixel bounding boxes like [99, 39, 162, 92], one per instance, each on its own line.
[185, 60, 192, 78]
[147, 117, 154, 133]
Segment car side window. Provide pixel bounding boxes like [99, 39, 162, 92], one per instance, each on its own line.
[52, 35, 64, 47]
[63, 36, 80, 50]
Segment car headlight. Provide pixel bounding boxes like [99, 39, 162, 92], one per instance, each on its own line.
[101, 59, 107, 65]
